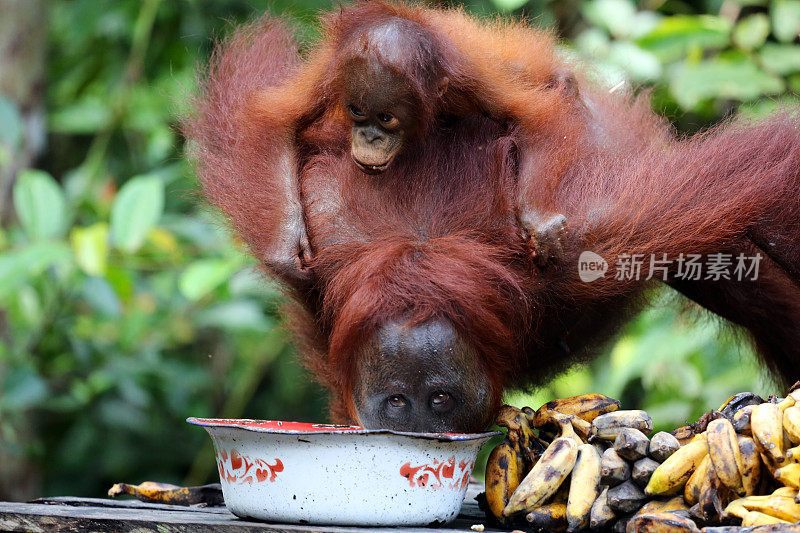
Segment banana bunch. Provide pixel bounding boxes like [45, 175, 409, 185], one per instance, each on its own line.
[482, 385, 800, 532]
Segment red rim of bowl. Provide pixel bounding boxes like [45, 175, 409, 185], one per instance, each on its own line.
[187, 417, 501, 441]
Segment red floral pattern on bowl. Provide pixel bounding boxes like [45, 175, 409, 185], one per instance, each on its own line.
[216, 448, 284, 484]
[400, 456, 474, 489]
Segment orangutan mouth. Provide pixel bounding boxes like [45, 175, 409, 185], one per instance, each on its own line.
[353, 157, 391, 174]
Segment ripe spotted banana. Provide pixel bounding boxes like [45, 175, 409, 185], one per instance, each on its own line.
[752, 402, 785, 463]
[732, 494, 800, 522]
[590, 410, 653, 440]
[526, 502, 567, 531]
[741, 510, 791, 526]
[775, 462, 800, 489]
[503, 437, 578, 516]
[530, 393, 620, 427]
[784, 405, 800, 445]
[484, 440, 525, 521]
[635, 496, 688, 517]
[645, 433, 708, 496]
[737, 435, 762, 497]
[706, 418, 745, 496]
[589, 486, 615, 530]
[684, 454, 713, 506]
[626, 511, 700, 532]
[566, 443, 601, 532]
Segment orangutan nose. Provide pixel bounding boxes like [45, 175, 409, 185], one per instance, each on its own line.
[351, 318, 493, 433]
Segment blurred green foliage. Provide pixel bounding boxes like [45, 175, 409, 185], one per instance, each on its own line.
[0, 0, 791, 498]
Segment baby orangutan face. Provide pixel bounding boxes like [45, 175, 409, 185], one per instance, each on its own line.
[342, 58, 418, 174]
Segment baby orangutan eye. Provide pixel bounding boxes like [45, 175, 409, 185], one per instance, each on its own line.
[377, 113, 399, 128]
[387, 394, 407, 408]
[347, 104, 365, 119]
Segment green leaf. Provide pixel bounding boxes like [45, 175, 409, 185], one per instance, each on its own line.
[669, 57, 784, 110]
[71, 223, 109, 276]
[488, 0, 527, 11]
[179, 258, 243, 301]
[0, 94, 22, 149]
[759, 43, 800, 75]
[0, 243, 72, 298]
[773, 0, 800, 43]
[1, 368, 48, 411]
[733, 14, 770, 51]
[582, 0, 638, 39]
[195, 300, 274, 331]
[637, 15, 732, 62]
[110, 175, 165, 253]
[606, 41, 662, 81]
[49, 97, 112, 134]
[13, 169, 67, 241]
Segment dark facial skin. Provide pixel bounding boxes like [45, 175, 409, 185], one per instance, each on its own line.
[351, 318, 493, 433]
[342, 57, 418, 174]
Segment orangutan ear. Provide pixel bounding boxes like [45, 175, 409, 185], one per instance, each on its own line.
[437, 76, 449, 98]
[546, 68, 578, 98]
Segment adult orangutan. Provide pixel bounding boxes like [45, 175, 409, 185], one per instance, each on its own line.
[185, 2, 800, 433]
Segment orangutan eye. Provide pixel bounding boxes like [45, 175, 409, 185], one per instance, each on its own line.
[347, 104, 365, 119]
[387, 395, 407, 408]
[377, 113, 399, 129]
[430, 391, 454, 412]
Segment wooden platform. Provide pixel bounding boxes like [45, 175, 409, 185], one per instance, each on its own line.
[0, 484, 497, 532]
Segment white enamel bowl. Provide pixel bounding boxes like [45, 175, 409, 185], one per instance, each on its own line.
[188, 418, 498, 526]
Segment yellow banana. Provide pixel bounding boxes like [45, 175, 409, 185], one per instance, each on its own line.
[775, 462, 800, 489]
[778, 396, 796, 412]
[530, 393, 620, 427]
[503, 437, 578, 516]
[645, 433, 708, 496]
[706, 418, 745, 496]
[626, 512, 700, 533]
[636, 496, 688, 516]
[752, 403, 785, 463]
[733, 405, 755, 435]
[773, 486, 798, 498]
[495, 405, 523, 431]
[566, 443, 602, 533]
[786, 444, 800, 460]
[735, 494, 800, 522]
[741, 510, 790, 526]
[725, 498, 748, 520]
[548, 413, 586, 447]
[684, 454, 713, 506]
[570, 416, 592, 442]
[484, 440, 525, 521]
[737, 435, 762, 497]
[590, 410, 653, 440]
[783, 405, 800, 445]
[526, 502, 567, 532]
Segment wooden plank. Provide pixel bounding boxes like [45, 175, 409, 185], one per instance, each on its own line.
[0, 502, 493, 533]
[31, 496, 230, 514]
[0, 484, 497, 533]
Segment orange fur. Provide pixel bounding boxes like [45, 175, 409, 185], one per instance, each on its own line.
[185, 2, 800, 422]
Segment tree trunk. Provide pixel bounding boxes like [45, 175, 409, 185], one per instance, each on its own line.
[0, 0, 47, 501]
